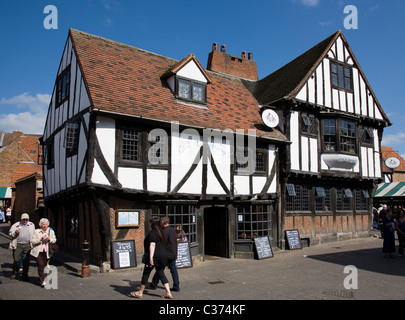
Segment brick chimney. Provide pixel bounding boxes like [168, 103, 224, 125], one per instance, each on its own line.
[207, 43, 258, 81]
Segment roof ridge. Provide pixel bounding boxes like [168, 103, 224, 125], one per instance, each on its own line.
[69, 28, 179, 63]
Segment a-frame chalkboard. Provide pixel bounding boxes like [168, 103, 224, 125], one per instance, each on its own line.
[285, 229, 302, 250]
[253, 236, 274, 260]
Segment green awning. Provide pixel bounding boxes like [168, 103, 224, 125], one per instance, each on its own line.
[0, 187, 12, 199]
[374, 182, 405, 198]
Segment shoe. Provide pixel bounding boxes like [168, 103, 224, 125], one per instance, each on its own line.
[162, 294, 173, 299]
[130, 291, 143, 299]
[22, 276, 29, 282]
[171, 287, 180, 292]
[10, 274, 16, 280]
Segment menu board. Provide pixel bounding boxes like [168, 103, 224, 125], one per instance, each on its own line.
[285, 229, 302, 250]
[175, 241, 193, 269]
[112, 240, 137, 269]
[253, 236, 273, 260]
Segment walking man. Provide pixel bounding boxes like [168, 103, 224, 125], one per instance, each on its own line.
[151, 217, 180, 292]
[9, 213, 35, 281]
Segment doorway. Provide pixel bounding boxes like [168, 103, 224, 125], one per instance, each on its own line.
[204, 207, 229, 258]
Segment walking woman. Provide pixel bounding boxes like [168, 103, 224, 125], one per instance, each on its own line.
[396, 209, 405, 256]
[131, 219, 172, 299]
[30, 218, 56, 287]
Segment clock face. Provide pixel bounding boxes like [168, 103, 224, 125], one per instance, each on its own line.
[385, 157, 401, 169]
[261, 109, 279, 128]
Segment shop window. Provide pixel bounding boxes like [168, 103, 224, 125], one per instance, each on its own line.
[236, 204, 271, 240]
[337, 187, 352, 211]
[315, 187, 332, 212]
[286, 185, 310, 212]
[153, 205, 197, 244]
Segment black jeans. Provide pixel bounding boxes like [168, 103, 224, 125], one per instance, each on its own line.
[141, 265, 168, 286]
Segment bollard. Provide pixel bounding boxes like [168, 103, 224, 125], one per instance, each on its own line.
[81, 240, 90, 278]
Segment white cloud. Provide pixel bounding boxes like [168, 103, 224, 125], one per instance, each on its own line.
[0, 92, 50, 134]
[382, 132, 405, 147]
[301, 0, 320, 6]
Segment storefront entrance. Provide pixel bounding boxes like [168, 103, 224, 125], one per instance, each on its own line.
[204, 207, 229, 258]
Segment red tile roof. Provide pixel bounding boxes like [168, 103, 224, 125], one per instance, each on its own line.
[70, 29, 287, 142]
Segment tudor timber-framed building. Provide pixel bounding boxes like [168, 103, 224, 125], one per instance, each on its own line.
[41, 29, 390, 267]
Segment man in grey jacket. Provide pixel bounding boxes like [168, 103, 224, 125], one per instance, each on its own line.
[9, 213, 35, 281]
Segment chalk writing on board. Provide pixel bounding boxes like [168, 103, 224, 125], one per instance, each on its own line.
[253, 236, 273, 260]
[176, 242, 193, 268]
[285, 229, 302, 250]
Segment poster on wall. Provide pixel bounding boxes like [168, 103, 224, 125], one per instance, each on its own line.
[116, 209, 140, 228]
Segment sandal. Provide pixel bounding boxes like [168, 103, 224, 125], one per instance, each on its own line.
[130, 291, 143, 299]
[162, 294, 173, 299]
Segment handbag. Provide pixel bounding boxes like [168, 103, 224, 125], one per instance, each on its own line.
[48, 229, 59, 253]
[50, 242, 59, 254]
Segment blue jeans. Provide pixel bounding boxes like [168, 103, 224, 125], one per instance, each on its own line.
[152, 259, 179, 290]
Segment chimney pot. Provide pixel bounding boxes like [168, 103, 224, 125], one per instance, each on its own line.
[220, 44, 226, 53]
[212, 42, 218, 52]
[248, 52, 253, 60]
[241, 51, 247, 59]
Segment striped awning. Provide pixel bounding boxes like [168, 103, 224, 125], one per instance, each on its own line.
[0, 187, 12, 199]
[374, 182, 405, 198]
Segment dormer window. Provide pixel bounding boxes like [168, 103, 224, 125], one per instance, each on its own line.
[177, 77, 206, 104]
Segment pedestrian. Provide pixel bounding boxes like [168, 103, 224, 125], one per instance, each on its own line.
[381, 208, 395, 258]
[130, 219, 172, 299]
[395, 209, 405, 256]
[150, 217, 180, 292]
[30, 218, 57, 287]
[8, 213, 35, 281]
[5, 207, 12, 223]
[176, 225, 187, 242]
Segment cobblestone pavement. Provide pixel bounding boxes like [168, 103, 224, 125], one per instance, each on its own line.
[1, 223, 404, 305]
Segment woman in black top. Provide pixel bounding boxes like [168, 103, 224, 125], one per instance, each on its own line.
[131, 219, 172, 299]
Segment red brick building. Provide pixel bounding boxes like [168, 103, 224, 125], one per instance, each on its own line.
[0, 130, 42, 221]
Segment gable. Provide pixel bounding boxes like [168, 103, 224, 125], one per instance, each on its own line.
[294, 33, 387, 122]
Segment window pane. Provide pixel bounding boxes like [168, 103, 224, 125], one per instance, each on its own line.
[178, 79, 191, 99]
[122, 129, 140, 161]
[192, 82, 205, 102]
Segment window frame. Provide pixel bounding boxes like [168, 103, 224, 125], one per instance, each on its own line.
[322, 118, 358, 155]
[176, 76, 207, 104]
[235, 204, 272, 240]
[234, 145, 268, 175]
[56, 66, 71, 107]
[330, 60, 353, 92]
[64, 121, 80, 157]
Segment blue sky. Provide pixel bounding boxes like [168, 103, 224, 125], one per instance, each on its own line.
[1, 0, 404, 156]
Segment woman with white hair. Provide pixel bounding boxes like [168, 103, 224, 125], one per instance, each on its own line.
[30, 218, 57, 287]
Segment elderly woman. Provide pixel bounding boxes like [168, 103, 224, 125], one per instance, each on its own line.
[30, 218, 57, 287]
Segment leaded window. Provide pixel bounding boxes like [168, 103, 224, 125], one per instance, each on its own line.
[323, 119, 357, 154]
[64, 122, 80, 155]
[121, 128, 140, 162]
[236, 204, 271, 239]
[177, 77, 206, 103]
[153, 205, 197, 244]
